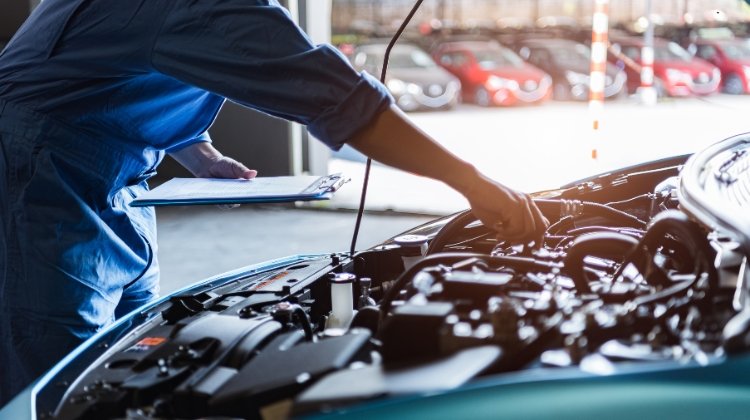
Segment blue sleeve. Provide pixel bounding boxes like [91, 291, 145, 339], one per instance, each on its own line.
[164, 131, 212, 154]
[150, 0, 393, 150]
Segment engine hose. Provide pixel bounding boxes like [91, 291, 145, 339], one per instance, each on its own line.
[426, 209, 481, 255]
[378, 252, 562, 322]
[565, 226, 645, 237]
[427, 199, 646, 255]
[552, 226, 645, 249]
[614, 210, 715, 289]
[293, 306, 315, 341]
[535, 199, 648, 230]
[562, 232, 640, 293]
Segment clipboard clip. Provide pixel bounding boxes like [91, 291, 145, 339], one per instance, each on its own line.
[315, 173, 350, 193]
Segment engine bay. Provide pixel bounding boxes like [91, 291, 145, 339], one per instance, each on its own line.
[40, 135, 750, 419]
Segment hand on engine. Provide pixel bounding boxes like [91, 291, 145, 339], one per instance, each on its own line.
[464, 173, 548, 244]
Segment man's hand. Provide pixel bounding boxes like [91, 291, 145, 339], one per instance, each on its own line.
[463, 173, 548, 243]
[348, 105, 548, 244]
[197, 155, 257, 180]
[169, 142, 256, 180]
[168, 142, 256, 210]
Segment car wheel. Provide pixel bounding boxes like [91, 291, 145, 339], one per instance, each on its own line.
[654, 78, 667, 98]
[723, 73, 744, 95]
[474, 87, 491, 107]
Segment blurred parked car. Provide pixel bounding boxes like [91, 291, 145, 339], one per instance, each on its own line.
[515, 38, 627, 101]
[433, 40, 552, 106]
[610, 36, 721, 97]
[692, 38, 750, 94]
[350, 43, 460, 112]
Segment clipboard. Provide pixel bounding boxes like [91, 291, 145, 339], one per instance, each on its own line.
[130, 173, 349, 207]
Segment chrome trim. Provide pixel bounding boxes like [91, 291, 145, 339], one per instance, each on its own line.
[513, 76, 552, 102]
[604, 71, 627, 97]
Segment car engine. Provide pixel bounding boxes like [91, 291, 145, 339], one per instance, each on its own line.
[39, 135, 750, 419]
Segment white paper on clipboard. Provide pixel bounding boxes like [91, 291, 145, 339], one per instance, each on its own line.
[130, 173, 349, 207]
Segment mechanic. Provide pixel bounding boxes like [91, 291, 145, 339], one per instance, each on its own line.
[0, 0, 547, 405]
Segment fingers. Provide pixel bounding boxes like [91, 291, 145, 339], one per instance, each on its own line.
[225, 158, 257, 179]
[208, 157, 258, 180]
[495, 194, 534, 241]
[233, 163, 257, 180]
[484, 193, 548, 244]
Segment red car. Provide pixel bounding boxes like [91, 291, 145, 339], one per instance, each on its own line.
[692, 38, 750, 94]
[433, 41, 552, 106]
[610, 36, 721, 97]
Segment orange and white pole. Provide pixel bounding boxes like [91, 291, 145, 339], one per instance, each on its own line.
[638, 0, 658, 105]
[589, 0, 609, 159]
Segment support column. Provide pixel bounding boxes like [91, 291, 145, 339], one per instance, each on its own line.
[300, 0, 334, 176]
[638, 0, 658, 106]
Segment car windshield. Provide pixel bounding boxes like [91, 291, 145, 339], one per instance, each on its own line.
[550, 43, 590, 66]
[719, 42, 750, 60]
[388, 48, 438, 69]
[654, 42, 693, 62]
[473, 47, 524, 69]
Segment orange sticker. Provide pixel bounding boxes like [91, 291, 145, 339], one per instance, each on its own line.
[137, 337, 166, 346]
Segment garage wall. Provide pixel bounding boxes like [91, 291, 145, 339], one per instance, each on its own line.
[0, 0, 31, 43]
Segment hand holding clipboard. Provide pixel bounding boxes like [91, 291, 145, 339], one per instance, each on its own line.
[130, 174, 349, 207]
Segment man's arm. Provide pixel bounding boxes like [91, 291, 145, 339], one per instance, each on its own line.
[349, 105, 547, 241]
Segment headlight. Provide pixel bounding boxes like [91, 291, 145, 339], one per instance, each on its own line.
[744, 66, 750, 81]
[712, 67, 721, 80]
[565, 71, 590, 85]
[541, 75, 552, 87]
[386, 79, 406, 95]
[486, 75, 519, 91]
[447, 80, 461, 92]
[665, 68, 691, 83]
[406, 83, 422, 95]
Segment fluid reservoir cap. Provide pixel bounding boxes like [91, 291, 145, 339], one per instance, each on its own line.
[329, 272, 356, 284]
[394, 234, 429, 246]
[394, 234, 430, 257]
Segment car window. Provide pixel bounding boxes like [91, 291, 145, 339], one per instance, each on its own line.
[473, 47, 524, 69]
[654, 42, 693, 62]
[439, 52, 468, 68]
[720, 42, 750, 60]
[527, 48, 552, 67]
[550, 43, 590, 67]
[622, 46, 640, 61]
[352, 51, 381, 74]
[389, 48, 438, 69]
[696, 45, 717, 60]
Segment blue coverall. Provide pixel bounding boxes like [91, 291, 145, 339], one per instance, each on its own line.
[0, 0, 392, 404]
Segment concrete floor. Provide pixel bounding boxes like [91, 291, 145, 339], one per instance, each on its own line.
[155, 205, 433, 293]
[328, 94, 750, 214]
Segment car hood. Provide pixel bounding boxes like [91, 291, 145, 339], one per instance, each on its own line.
[487, 64, 548, 81]
[561, 61, 622, 78]
[656, 59, 717, 75]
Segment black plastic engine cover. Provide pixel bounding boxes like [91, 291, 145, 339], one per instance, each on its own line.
[209, 329, 371, 415]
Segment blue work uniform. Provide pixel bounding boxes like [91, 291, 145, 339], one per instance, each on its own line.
[0, 0, 392, 404]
